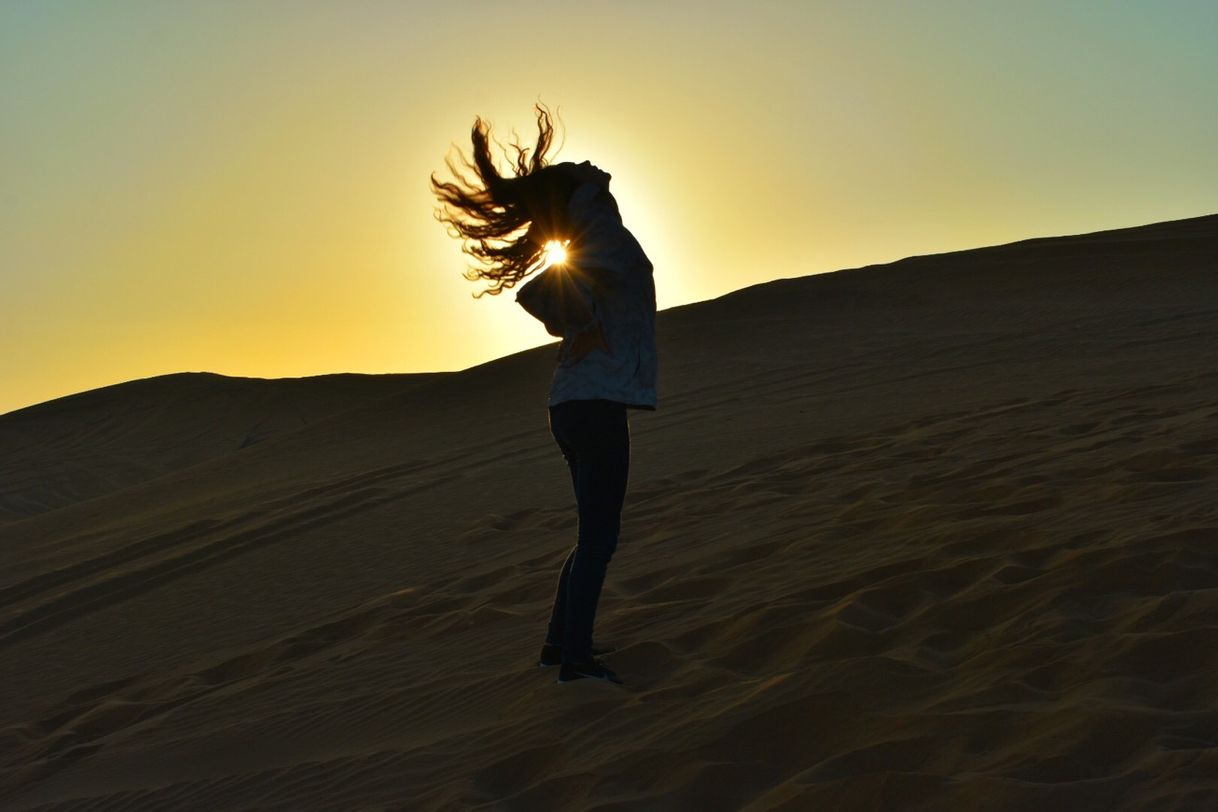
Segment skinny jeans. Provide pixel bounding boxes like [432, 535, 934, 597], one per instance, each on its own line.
[545, 398, 630, 663]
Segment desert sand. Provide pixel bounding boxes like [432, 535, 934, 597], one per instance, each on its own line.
[1, 213, 1216, 809]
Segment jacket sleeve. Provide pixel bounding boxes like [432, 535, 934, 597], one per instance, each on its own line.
[515, 266, 598, 338]
[566, 183, 652, 285]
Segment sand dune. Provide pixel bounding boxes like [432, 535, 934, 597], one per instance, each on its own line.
[1, 213, 1217, 809]
[0, 371, 448, 523]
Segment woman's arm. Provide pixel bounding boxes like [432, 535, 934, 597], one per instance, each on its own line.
[515, 266, 597, 338]
[566, 183, 652, 286]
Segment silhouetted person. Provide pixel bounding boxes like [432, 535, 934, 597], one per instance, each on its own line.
[432, 105, 656, 685]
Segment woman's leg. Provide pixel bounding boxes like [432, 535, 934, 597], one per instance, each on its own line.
[546, 399, 630, 663]
[544, 417, 580, 645]
[545, 547, 577, 646]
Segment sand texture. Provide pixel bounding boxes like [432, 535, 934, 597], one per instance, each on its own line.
[2, 213, 1217, 809]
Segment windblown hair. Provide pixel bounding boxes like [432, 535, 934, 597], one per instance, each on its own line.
[431, 104, 580, 297]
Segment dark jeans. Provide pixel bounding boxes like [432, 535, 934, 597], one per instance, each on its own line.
[545, 398, 630, 663]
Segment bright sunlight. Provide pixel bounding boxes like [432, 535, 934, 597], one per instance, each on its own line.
[542, 239, 569, 268]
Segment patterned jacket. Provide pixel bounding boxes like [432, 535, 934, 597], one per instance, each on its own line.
[515, 182, 658, 410]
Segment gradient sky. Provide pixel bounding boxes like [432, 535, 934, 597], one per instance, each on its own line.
[3, 1, 1216, 415]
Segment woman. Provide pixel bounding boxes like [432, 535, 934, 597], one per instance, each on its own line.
[432, 105, 657, 685]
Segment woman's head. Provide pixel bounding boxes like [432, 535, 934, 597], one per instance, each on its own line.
[431, 105, 588, 297]
[557, 160, 611, 189]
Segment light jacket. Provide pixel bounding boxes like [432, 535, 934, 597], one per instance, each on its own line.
[515, 182, 658, 410]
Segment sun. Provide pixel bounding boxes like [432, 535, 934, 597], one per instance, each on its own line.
[542, 239, 569, 268]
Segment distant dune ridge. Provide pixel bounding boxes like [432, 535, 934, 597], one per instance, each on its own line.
[0, 371, 451, 522]
[2, 213, 1217, 809]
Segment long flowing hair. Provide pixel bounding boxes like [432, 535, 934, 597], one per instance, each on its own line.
[431, 104, 579, 297]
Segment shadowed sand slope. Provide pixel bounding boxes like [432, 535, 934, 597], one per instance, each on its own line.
[1, 213, 1217, 809]
[0, 371, 449, 523]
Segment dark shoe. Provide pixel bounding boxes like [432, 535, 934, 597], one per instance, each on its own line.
[538, 642, 617, 667]
[557, 656, 623, 685]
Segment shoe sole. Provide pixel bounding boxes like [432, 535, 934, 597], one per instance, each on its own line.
[538, 647, 618, 668]
[556, 666, 623, 685]
[557, 675, 622, 685]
